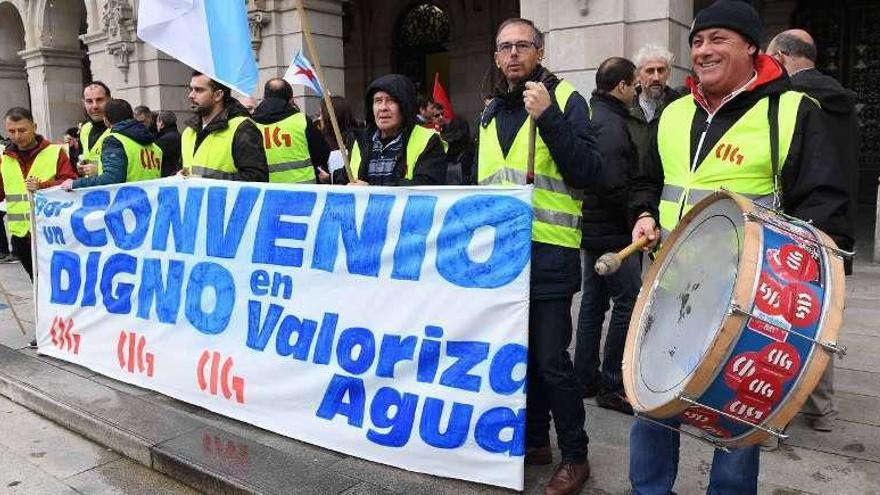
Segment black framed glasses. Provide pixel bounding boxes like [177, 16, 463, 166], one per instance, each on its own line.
[495, 41, 537, 53]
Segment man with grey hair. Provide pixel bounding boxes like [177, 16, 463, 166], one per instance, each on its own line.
[768, 28, 859, 433]
[628, 43, 681, 161]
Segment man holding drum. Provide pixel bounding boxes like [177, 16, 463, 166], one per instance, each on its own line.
[627, 1, 852, 493]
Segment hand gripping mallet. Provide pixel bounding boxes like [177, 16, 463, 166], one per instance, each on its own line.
[594, 236, 651, 276]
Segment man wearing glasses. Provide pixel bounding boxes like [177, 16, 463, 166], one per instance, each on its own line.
[476, 17, 603, 495]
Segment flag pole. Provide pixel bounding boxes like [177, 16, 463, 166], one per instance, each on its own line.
[295, 0, 354, 182]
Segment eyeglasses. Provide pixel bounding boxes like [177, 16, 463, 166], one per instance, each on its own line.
[496, 41, 537, 53]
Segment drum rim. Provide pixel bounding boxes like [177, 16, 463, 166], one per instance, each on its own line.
[623, 190, 756, 418]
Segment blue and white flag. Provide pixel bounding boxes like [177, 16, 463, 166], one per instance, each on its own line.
[284, 51, 324, 97]
[137, 0, 259, 96]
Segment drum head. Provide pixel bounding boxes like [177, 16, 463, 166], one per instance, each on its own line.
[631, 197, 745, 410]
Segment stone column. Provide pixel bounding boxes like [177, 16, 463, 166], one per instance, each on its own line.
[874, 177, 880, 263]
[20, 48, 87, 141]
[520, 0, 693, 96]
[0, 61, 30, 117]
[252, 0, 346, 115]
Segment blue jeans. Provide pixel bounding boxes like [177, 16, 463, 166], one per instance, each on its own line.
[574, 250, 640, 391]
[629, 418, 760, 494]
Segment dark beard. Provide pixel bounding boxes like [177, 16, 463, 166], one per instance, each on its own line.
[193, 102, 214, 117]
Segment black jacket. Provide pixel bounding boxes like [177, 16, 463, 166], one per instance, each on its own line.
[185, 99, 269, 182]
[790, 68, 859, 272]
[478, 65, 604, 299]
[629, 55, 853, 249]
[336, 74, 447, 186]
[583, 92, 638, 252]
[156, 125, 181, 177]
[252, 97, 330, 180]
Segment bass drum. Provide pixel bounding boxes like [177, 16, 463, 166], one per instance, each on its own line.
[622, 190, 845, 448]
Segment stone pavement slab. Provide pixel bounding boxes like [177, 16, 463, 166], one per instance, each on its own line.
[0, 259, 879, 493]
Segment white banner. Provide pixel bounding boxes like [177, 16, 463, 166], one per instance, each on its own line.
[34, 179, 532, 490]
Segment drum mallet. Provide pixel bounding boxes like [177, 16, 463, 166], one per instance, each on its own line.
[595, 237, 651, 276]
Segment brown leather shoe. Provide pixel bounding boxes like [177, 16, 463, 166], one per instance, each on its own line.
[525, 444, 552, 465]
[544, 460, 590, 495]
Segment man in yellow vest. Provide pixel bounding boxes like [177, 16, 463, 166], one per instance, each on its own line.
[628, 2, 853, 493]
[181, 71, 268, 182]
[78, 81, 113, 177]
[337, 73, 447, 186]
[61, 99, 162, 191]
[252, 78, 329, 183]
[2, 107, 78, 281]
[476, 17, 603, 495]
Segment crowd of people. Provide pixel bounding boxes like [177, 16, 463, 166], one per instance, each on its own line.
[0, 0, 859, 493]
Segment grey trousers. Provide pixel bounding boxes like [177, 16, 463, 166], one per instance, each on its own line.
[802, 364, 837, 422]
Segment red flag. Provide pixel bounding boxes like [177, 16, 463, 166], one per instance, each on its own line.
[432, 73, 455, 121]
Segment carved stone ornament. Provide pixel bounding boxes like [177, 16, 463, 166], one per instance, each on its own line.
[248, 1, 270, 61]
[103, 0, 134, 81]
[580, 0, 590, 15]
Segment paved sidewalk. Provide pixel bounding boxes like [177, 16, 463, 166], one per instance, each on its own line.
[0, 257, 878, 494]
[0, 394, 197, 494]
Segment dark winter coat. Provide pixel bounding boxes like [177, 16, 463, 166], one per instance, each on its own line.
[478, 65, 604, 300]
[73, 119, 156, 188]
[335, 74, 447, 186]
[629, 55, 853, 250]
[583, 92, 638, 252]
[184, 99, 269, 182]
[627, 85, 681, 163]
[156, 124, 181, 177]
[790, 68, 859, 273]
[251, 97, 331, 179]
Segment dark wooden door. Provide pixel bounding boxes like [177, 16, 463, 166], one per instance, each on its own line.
[794, 0, 880, 207]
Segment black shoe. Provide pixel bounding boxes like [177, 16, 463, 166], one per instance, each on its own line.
[596, 389, 633, 415]
[28, 339, 37, 348]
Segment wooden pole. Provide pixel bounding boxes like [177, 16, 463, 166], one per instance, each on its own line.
[295, 0, 354, 182]
[526, 117, 536, 184]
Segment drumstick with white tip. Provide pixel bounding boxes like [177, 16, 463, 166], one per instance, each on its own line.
[595, 237, 650, 276]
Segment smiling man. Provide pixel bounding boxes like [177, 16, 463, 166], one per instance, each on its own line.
[78, 82, 113, 174]
[627, 1, 852, 493]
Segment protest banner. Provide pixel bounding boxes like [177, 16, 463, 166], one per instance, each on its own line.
[34, 179, 532, 490]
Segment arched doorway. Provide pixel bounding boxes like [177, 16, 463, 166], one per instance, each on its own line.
[25, 0, 91, 140]
[0, 2, 29, 115]
[393, 2, 451, 96]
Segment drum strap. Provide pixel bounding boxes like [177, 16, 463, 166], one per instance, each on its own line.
[768, 93, 781, 208]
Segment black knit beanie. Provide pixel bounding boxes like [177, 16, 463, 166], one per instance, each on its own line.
[689, 0, 763, 48]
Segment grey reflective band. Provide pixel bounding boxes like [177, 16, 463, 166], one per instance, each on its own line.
[660, 184, 685, 203]
[189, 166, 236, 180]
[481, 167, 582, 199]
[534, 207, 582, 230]
[5, 194, 28, 202]
[269, 159, 312, 172]
[6, 213, 28, 222]
[686, 189, 715, 205]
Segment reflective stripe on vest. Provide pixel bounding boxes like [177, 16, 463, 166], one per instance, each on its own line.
[256, 113, 316, 183]
[181, 116, 248, 179]
[350, 125, 438, 181]
[1, 145, 60, 237]
[657, 92, 804, 235]
[477, 80, 583, 248]
[109, 133, 162, 182]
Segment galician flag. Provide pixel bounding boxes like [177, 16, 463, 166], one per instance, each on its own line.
[137, 0, 259, 96]
[284, 51, 324, 97]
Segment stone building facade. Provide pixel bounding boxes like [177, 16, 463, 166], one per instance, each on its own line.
[1, 0, 878, 241]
